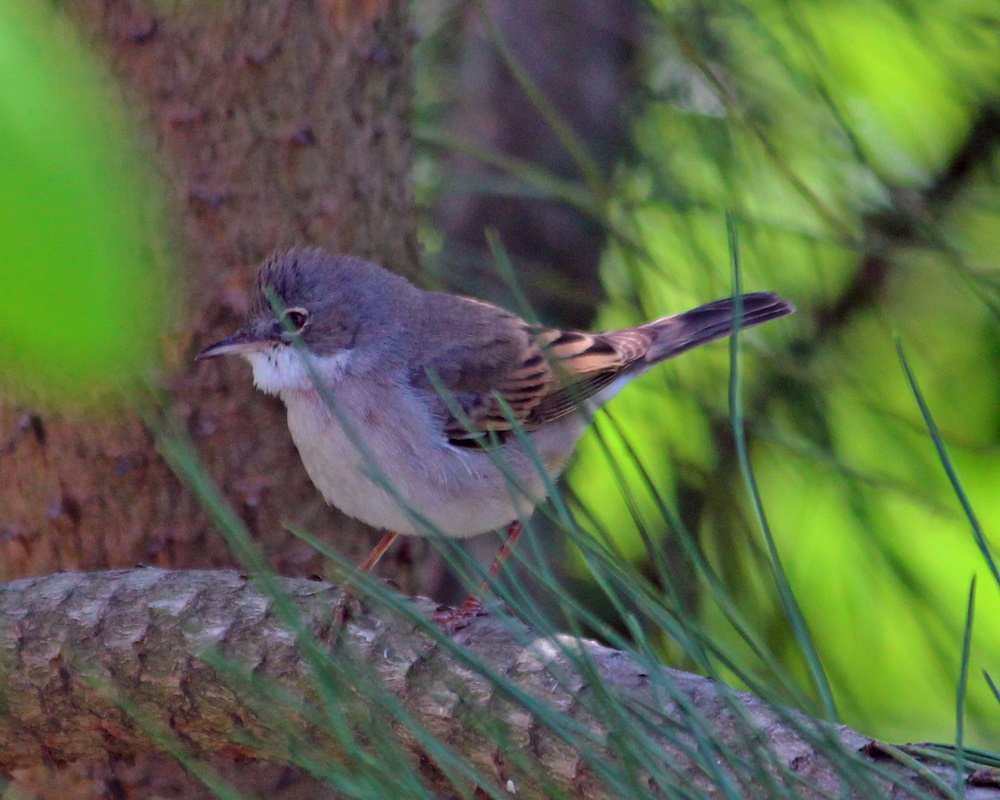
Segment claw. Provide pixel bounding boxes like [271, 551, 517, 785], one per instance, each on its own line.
[432, 595, 487, 633]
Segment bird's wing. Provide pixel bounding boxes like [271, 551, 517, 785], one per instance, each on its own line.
[411, 294, 653, 442]
[412, 290, 794, 444]
[516, 326, 652, 429]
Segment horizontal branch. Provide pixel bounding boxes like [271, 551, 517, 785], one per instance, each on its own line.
[0, 569, 992, 799]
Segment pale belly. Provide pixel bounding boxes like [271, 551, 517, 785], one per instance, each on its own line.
[281, 386, 583, 538]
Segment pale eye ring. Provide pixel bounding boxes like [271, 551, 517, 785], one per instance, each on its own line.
[282, 307, 309, 331]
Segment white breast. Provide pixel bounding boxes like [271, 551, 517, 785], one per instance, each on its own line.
[279, 379, 584, 538]
[245, 347, 351, 396]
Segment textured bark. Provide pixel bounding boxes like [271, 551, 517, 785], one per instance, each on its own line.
[0, 569, 996, 800]
[0, 0, 420, 586]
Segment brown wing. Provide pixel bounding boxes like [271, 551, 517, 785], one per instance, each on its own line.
[413, 289, 794, 444]
[412, 293, 653, 442]
[522, 327, 652, 427]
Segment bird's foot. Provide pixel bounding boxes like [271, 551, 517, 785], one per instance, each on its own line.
[332, 588, 364, 627]
[432, 594, 487, 634]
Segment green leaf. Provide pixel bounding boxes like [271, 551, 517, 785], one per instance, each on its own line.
[0, 1, 169, 404]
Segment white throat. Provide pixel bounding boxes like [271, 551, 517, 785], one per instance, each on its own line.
[243, 346, 352, 397]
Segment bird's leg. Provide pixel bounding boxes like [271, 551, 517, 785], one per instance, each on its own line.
[334, 530, 400, 625]
[433, 520, 523, 633]
[486, 519, 524, 581]
[358, 530, 400, 573]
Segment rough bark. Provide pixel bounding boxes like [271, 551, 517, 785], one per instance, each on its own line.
[0, 0, 420, 586]
[1, 569, 996, 800]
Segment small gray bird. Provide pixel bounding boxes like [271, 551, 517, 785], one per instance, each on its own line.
[198, 248, 793, 627]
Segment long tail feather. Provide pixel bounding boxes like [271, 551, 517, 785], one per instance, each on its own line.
[642, 292, 794, 364]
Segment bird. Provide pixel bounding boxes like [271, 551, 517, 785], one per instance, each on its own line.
[197, 247, 794, 629]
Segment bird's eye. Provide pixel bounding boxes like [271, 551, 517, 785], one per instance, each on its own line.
[282, 308, 309, 331]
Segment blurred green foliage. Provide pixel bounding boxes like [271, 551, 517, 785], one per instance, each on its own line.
[417, 0, 1000, 748]
[568, 1, 1000, 745]
[0, 0, 168, 404]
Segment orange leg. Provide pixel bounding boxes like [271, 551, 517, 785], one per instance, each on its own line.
[334, 531, 400, 626]
[486, 519, 523, 582]
[357, 530, 399, 573]
[433, 520, 523, 633]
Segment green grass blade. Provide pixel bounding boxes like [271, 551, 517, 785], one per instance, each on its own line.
[984, 671, 1000, 708]
[896, 339, 1000, 590]
[726, 213, 837, 721]
[955, 577, 975, 800]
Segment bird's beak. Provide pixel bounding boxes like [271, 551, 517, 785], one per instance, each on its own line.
[195, 328, 270, 361]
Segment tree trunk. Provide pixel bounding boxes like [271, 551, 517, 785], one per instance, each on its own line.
[428, 0, 640, 329]
[0, 0, 419, 584]
[0, 2, 416, 796]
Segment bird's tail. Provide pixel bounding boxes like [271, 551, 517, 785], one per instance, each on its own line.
[641, 292, 794, 364]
